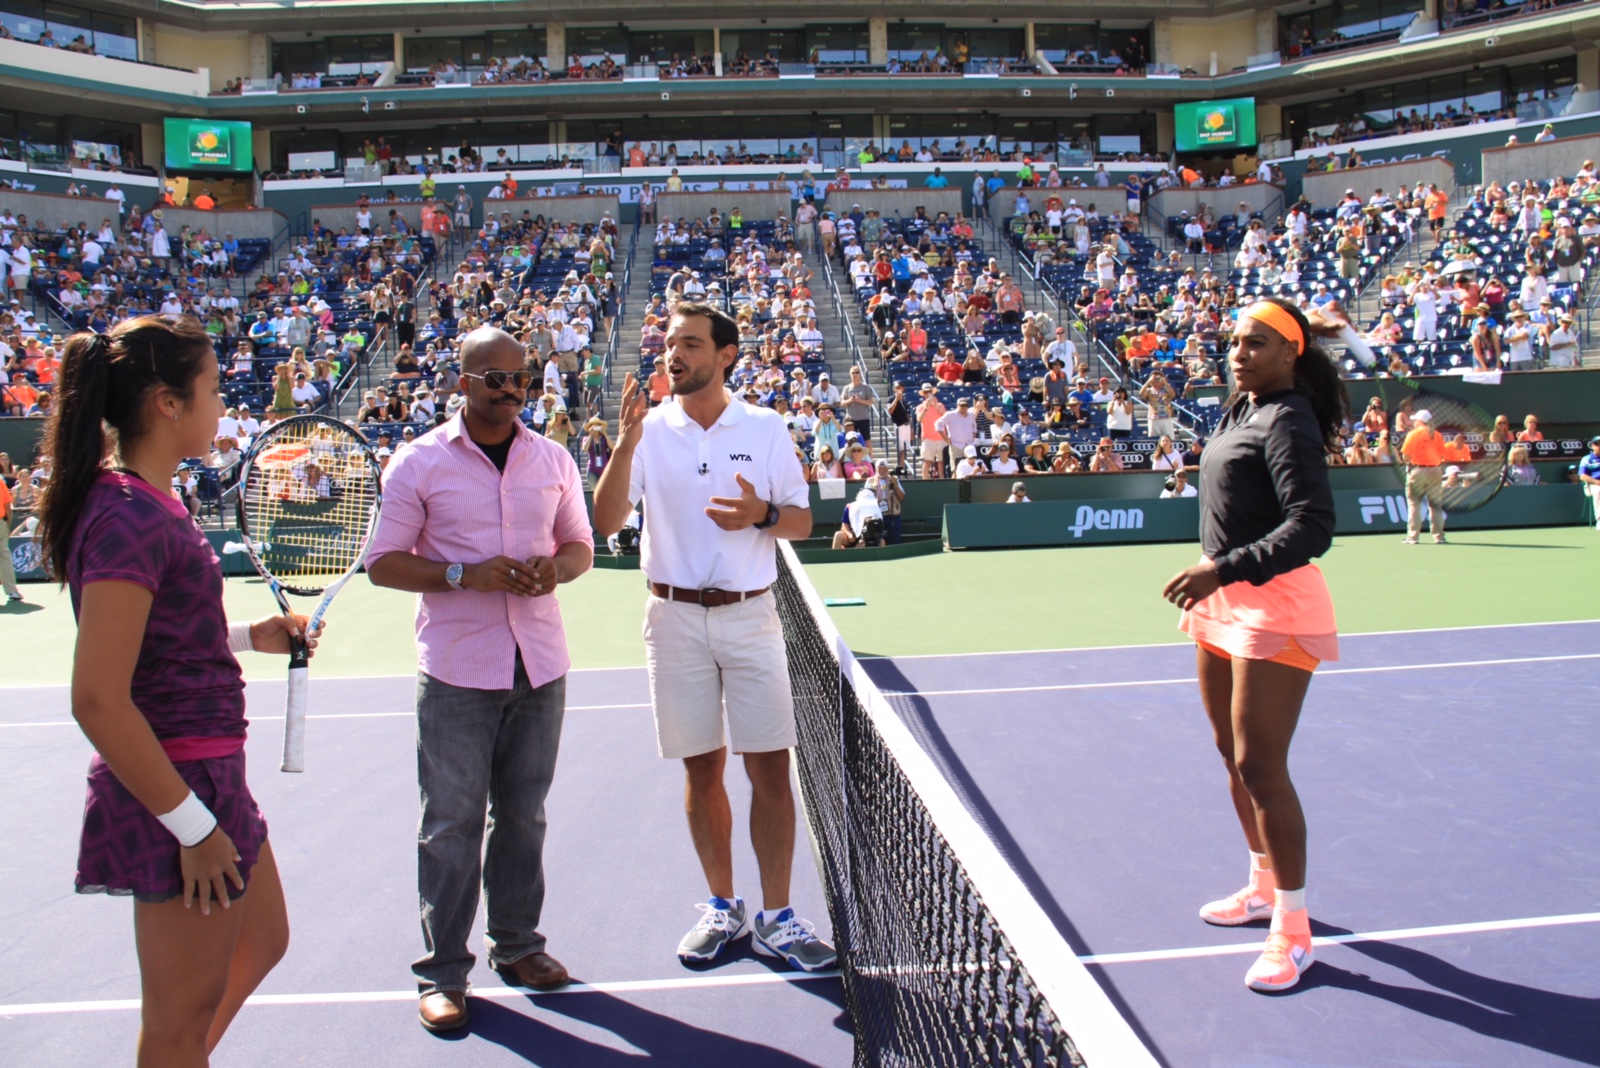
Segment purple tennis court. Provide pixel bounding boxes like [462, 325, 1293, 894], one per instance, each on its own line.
[0, 668, 851, 1067]
[859, 620, 1600, 1068]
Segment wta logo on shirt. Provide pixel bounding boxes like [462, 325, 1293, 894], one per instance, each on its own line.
[728, 453, 753, 462]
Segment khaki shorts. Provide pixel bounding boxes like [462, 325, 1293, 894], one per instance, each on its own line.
[921, 439, 947, 462]
[643, 593, 797, 759]
[556, 351, 580, 374]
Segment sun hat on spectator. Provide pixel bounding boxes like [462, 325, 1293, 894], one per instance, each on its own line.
[919, 382, 935, 394]
[1414, 409, 1433, 424]
[963, 445, 979, 458]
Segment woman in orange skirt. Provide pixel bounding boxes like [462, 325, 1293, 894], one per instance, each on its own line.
[1162, 296, 1348, 993]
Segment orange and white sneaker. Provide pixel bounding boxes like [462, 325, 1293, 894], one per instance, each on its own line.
[1245, 909, 1315, 992]
[1199, 885, 1275, 926]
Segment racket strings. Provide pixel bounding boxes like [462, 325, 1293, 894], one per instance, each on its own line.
[240, 421, 381, 588]
[1393, 393, 1505, 512]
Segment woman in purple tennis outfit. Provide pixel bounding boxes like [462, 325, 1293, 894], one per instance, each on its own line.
[36, 315, 318, 1067]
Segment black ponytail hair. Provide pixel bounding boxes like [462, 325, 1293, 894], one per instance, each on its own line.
[35, 315, 215, 582]
[1229, 296, 1349, 451]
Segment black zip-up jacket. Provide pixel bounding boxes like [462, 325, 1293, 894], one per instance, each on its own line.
[1199, 388, 1336, 587]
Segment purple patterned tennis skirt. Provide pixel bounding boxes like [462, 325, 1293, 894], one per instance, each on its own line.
[76, 748, 269, 904]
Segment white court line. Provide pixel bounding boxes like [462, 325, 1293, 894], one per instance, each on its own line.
[7, 911, 1596, 1016]
[1080, 911, 1600, 966]
[860, 618, 1600, 661]
[883, 652, 1600, 698]
[0, 664, 650, 693]
[0, 969, 839, 1018]
[0, 703, 652, 730]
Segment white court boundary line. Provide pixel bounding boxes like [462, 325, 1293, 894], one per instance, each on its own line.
[0, 969, 839, 1018]
[859, 618, 1600, 661]
[0, 664, 649, 693]
[883, 652, 1600, 698]
[7, 911, 1595, 1018]
[1081, 911, 1600, 966]
[5, 621, 1594, 692]
[0, 702, 652, 730]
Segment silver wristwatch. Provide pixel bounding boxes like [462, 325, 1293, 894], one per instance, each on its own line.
[444, 563, 465, 591]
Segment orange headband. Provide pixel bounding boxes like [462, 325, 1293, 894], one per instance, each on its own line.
[1242, 302, 1305, 354]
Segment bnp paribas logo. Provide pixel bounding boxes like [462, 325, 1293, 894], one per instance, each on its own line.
[190, 125, 232, 166]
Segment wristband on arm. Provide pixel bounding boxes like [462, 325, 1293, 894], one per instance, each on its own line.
[156, 791, 218, 848]
[227, 621, 254, 654]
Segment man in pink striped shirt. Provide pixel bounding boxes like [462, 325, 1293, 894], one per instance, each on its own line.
[367, 327, 593, 1034]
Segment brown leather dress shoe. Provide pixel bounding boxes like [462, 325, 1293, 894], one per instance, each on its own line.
[494, 951, 570, 990]
[418, 990, 468, 1032]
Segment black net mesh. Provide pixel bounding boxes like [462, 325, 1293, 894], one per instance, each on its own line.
[774, 550, 1086, 1068]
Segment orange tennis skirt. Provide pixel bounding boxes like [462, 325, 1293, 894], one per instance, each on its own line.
[1180, 560, 1339, 673]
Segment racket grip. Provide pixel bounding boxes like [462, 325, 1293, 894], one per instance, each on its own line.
[1337, 324, 1378, 368]
[282, 660, 308, 773]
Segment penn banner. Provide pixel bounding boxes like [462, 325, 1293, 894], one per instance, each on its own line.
[944, 497, 1200, 549]
[943, 484, 1586, 550]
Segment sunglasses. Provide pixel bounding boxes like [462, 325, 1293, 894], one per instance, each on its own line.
[462, 369, 535, 391]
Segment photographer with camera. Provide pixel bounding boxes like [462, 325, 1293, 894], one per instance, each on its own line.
[863, 460, 906, 544]
[831, 486, 887, 549]
[1161, 469, 1197, 498]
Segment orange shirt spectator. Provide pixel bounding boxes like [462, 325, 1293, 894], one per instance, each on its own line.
[627, 145, 646, 168]
[193, 192, 215, 210]
[917, 395, 947, 441]
[647, 367, 671, 404]
[1401, 424, 1445, 467]
[0, 476, 12, 521]
[905, 324, 928, 355]
[34, 354, 60, 386]
[5, 381, 39, 413]
[1442, 437, 1472, 463]
[934, 354, 963, 382]
[1425, 189, 1448, 221]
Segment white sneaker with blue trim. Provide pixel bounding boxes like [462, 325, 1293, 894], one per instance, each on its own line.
[752, 907, 837, 972]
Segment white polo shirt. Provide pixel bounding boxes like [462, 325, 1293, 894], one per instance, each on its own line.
[628, 394, 809, 591]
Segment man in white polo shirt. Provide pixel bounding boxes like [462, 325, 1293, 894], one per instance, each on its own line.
[593, 302, 835, 974]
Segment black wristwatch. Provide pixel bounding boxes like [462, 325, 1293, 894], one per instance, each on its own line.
[753, 501, 780, 530]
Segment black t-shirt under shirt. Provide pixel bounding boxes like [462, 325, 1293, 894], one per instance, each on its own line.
[474, 434, 512, 473]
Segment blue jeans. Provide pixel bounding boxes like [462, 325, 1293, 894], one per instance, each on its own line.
[413, 660, 565, 994]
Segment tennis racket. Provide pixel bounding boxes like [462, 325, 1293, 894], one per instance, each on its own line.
[235, 414, 383, 772]
[1386, 374, 1506, 514]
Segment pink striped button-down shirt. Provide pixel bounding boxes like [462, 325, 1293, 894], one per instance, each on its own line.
[367, 413, 593, 690]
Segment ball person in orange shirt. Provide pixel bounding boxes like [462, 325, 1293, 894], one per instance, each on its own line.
[1400, 409, 1447, 544]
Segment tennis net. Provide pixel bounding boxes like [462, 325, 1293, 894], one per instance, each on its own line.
[773, 542, 1159, 1068]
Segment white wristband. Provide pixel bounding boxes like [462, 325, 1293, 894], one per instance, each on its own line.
[156, 790, 218, 848]
[227, 621, 254, 654]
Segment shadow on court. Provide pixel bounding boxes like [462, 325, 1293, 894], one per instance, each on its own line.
[1297, 925, 1600, 1066]
[863, 657, 1176, 1068]
[446, 985, 849, 1067]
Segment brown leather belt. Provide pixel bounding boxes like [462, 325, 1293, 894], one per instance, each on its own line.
[649, 583, 769, 608]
